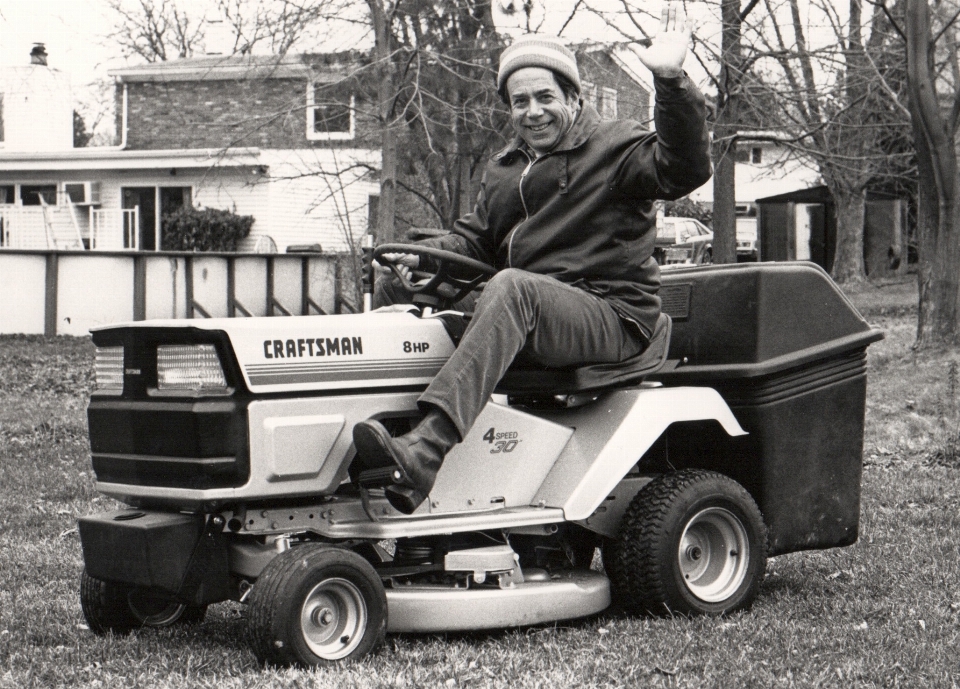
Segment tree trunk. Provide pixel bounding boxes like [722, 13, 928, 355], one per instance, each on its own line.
[929, 181, 960, 343]
[710, 0, 743, 264]
[711, 140, 737, 263]
[906, 0, 960, 345]
[914, 121, 938, 341]
[367, 0, 398, 244]
[831, 188, 867, 282]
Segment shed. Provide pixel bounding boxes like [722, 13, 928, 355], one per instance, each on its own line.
[756, 186, 836, 271]
[756, 186, 906, 276]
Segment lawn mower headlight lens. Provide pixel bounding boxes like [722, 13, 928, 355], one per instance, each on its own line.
[157, 344, 228, 392]
[94, 346, 124, 394]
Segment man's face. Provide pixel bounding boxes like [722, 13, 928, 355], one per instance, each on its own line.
[506, 67, 580, 155]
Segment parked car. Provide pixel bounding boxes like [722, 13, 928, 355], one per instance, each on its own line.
[737, 217, 759, 261]
[654, 217, 713, 268]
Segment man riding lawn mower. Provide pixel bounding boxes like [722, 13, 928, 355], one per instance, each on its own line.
[77, 6, 883, 668]
[354, 6, 711, 515]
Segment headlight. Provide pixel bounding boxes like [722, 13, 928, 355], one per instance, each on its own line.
[94, 346, 124, 394]
[157, 344, 228, 393]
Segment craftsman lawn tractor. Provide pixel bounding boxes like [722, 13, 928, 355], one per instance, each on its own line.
[78, 246, 882, 667]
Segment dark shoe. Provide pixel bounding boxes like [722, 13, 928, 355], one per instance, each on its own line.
[352, 409, 460, 514]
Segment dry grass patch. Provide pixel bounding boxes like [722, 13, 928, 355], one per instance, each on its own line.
[2, 287, 960, 687]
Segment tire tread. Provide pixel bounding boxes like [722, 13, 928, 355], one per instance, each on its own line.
[612, 470, 766, 616]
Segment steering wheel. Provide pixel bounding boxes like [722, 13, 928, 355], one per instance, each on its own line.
[374, 243, 497, 306]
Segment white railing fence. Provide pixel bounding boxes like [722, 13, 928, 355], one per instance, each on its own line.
[0, 206, 47, 249]
[0, 205, 140, 250]
[90, 207, 139, 250]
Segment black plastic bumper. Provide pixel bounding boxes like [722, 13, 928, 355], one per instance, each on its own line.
[78, 509, 230, 605]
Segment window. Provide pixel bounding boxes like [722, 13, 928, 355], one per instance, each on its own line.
[0, 185, 14, 204]
[307, 83, 354, 140]
[751, 147, 762, 164]
[581, 82, 598, 108]
[20, 184, 57, 206]
[600, 87, 618, 120]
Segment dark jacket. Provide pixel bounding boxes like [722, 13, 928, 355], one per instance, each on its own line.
[428, 74, 711, 340]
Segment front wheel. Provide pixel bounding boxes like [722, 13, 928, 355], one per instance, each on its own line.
[80, 570, 207, 635]
[246, 545, 386, 667]
[610, 470, 766, 616]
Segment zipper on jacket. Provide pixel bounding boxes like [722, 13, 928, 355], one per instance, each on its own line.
[507, 151, 538, 268]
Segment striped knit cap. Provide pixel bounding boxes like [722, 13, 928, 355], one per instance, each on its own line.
[497, 34, 581, 99]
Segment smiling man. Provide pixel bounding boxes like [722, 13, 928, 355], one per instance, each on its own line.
[354, 3, 712, 514]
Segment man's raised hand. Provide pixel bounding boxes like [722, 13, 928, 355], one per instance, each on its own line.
[633, 2, 692, 78]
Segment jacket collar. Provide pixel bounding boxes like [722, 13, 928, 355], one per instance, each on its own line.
[493, 101, 602, 162]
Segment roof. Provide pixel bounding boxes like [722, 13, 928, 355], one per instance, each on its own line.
[0, 147, 262, 172]
[756, 185, 833, 204]
[109, 52, 363, 83]
[688, 162, 822, 205]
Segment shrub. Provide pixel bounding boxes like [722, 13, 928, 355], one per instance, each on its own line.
[665, 197, 713, 227]
[161, 206, 254, 251]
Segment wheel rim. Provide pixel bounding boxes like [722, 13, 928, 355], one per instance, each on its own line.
[678, 507, 749, 603]
[300, 577, 368, 660]
[127, 590, 187, 627]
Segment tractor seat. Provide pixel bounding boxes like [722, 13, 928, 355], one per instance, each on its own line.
[495, 313, 672, 396]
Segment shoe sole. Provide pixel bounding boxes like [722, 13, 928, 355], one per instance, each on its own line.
[353, 422, 412, 483]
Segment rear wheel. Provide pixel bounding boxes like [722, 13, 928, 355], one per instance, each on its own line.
[246, 545, 386, 667]
[610, 470, 766, 615]
[80, 570, 206, 634]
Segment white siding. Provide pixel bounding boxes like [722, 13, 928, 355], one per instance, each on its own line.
[0, 166, 264, 250]
[252, 148, 381, 253]
[0, 147, 381, 254]
[0, 66, 73, 152]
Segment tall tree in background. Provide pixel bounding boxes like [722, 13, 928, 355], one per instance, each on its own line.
[390, 1, 506, 229]
[366, 0, 401, 243]
[216, 0, 337, 54]
[757, 0, 910, 282]
[710, 0, 762, 263]
[904, 0, 960, 345]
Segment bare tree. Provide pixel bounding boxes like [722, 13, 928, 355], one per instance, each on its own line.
[390, 1, 507, 229]
[217, 0, 343, 55]
[106, 0, 343, 61]
[107, 0, 204, 62]
[756, 0, 910, 282]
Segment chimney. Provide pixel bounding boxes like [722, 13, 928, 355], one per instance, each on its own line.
[30, 43, 48, 66]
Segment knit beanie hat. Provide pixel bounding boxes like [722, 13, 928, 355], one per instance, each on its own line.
[497, 34, 581, 99]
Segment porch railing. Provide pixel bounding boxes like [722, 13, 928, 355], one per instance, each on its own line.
[90, 207, 139, 250]
[0, 206, 139, 250]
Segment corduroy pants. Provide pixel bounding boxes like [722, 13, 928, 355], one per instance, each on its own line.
[375, 268, 643, 439]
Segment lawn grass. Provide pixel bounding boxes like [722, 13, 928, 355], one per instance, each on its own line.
[1, 276, 959, 688]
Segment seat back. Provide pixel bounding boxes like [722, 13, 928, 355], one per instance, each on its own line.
[495, 313, 672, 396]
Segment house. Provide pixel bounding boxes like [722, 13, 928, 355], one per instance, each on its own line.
[686, 134, 823, 214]
[577, 48, 653, 125]
[0, 48, 380, 253]
[0, 41, 655, 256]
